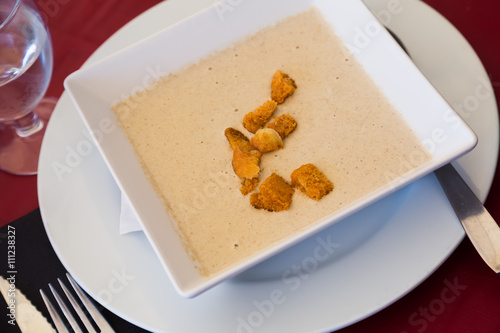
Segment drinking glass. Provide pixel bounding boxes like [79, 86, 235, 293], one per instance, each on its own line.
[0, 0, 56, 175]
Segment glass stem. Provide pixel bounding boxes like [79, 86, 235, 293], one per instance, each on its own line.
[13, 111, 44, 138]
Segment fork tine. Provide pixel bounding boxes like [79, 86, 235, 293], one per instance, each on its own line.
[40, 288, 70, 333]
[66, 273, 116, 333]
[58, 278, 97, 333]
[49, 283, 84, 333]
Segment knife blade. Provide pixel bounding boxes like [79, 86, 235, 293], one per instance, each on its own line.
[0, 275, 56, 333]
[435, 163, 500, 273]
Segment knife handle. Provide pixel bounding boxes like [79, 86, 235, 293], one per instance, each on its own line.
[434, 163, 500, 273]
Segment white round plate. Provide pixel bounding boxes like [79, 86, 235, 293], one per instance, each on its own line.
[38, 0, 498, 332]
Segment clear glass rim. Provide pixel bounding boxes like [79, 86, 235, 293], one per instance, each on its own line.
[0, 0, 22, 31]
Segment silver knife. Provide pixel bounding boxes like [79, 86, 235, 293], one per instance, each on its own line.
[435, 163, 500, 273]
[0, 275, 56, 332]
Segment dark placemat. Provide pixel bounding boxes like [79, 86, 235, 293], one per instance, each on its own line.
[0, 209, 151, 332]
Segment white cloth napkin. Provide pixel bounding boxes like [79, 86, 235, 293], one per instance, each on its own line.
[119, 193, 143, 234]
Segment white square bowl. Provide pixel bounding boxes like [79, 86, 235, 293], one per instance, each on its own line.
[64, 0, 477, 298]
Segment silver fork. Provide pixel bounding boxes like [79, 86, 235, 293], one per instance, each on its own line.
[40, 273, 115, 333]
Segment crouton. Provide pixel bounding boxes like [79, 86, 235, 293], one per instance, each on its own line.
[266, 114, 297, 139]
[250, 128, 284, 153]
[243, 100, 278, 133]
[291, 164, 333, 200]
[225, 127, 262, 193]
[250, 173, 294, 212]
[232, 146, 261, 179]
[271, 70, 297, 104]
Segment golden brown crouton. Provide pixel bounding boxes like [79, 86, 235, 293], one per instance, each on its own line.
[243, 100, 278, 133]
[291, 164, 333, 200]
[266, 114, 297, 139]
[232, 145, 261, 179]
[225, 128, 262, 192]
[250, 173, 294, 212]
[240, 178, 259, 195]
[250, 128, 284, 153]
[271, 70, 297, 104]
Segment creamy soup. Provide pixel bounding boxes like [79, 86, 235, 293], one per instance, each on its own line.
[112, 8, 430, 276]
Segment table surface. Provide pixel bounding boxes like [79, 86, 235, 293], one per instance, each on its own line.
[1, 0, 499, 332]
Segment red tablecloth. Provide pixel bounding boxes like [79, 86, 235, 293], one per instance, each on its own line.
[1, 0, 499, 332]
